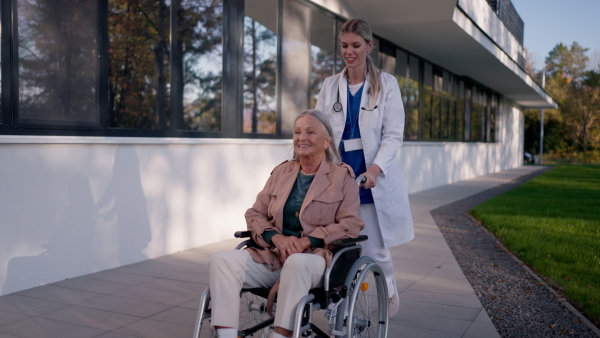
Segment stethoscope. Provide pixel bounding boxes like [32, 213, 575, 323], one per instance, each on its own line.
[332, 87, 378, 112]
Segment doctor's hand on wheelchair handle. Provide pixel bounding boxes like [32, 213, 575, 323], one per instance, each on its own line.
[356, 175, 367, 186]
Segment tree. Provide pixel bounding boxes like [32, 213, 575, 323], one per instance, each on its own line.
[566, 70, 600, 155]
[543, 42, 595, 153]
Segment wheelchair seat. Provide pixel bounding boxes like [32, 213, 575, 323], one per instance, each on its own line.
[193, 231, 389, 338]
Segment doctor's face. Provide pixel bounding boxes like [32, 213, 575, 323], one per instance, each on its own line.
[340, 32, 373, 71]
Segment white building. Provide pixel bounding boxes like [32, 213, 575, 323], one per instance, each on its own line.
[0, 0, 555, 295]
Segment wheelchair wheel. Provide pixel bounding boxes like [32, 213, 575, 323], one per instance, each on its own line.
[346, 263, 388, 338]
[238, 290, 273, 338]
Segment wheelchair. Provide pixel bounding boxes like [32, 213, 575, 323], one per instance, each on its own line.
[193, 231, 389, 338]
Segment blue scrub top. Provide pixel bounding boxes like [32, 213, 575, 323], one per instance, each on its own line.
[339, 82, 374, 205]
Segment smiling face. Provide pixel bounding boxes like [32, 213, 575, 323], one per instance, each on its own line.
[293, 115, 331, 162]
[340, 32, 373, 72]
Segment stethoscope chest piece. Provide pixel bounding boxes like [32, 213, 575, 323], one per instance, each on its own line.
[333, 102, 342, 112]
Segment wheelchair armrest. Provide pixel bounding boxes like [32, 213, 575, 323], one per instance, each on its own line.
[236, 232, 367, 248]
[234, 231, 251, 238]
[332, 235, 368, 247]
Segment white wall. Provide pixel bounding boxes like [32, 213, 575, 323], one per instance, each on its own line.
[0, 102, 523, 295]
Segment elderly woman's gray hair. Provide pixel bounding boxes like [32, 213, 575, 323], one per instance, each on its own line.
[292, 109, 341, 164]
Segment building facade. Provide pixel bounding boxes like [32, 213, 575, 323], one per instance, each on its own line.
[0, 0, 554, 295]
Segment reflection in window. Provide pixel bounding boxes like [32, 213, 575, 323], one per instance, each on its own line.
[18, 0, 97, 123]
[456, 82, 465, 141]
[180, 0, 224, 131]
[0, 3, 2, 123]
[489, 95, 497, 142]
[471, 87, 484, 141]
[421, 62, 433, 140]
[335, 20, 345, 73]
[310, 10, 334, 109]
[108, 0, 171, 129]
[244, 0, 277, 134]
[401, 54, 419, 140]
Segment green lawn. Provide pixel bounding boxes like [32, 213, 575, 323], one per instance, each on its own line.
[470, 165, 600, 324]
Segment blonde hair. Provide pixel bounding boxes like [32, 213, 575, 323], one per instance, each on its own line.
[292, 110, 340, 164]
[340, 19, 382, 105]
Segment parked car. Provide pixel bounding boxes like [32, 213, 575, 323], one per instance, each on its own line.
[523, 152, 536, 164]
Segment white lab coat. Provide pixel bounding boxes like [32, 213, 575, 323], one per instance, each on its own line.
[315, 68, 414, 248]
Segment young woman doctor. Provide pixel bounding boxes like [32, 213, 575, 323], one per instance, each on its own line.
[315, 18, 414, 317]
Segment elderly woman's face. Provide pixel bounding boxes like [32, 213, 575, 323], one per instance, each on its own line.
[340, 32, 373, 70]
[293, 116, 331, 160]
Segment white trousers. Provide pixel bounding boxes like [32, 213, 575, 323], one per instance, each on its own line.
[209, 250, 326, 331]
[359, 204, 397, 297]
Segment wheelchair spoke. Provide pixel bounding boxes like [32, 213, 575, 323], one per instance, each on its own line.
[345, 263, 388, 338]
[352, 271, 378, 337]
[239, 291, 273, 338]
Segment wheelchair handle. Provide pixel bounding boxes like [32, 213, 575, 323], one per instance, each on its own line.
[356, 175, 366, 186]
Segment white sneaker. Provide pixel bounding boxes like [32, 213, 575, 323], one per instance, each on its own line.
[388, 290, 399, 317]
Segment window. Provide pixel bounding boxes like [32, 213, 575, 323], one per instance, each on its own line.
[402, 54, 420, 140]
[179, 0, 224, 132]
[280, 0, 310, 135]
[309, 10, 335, 109]
[421, 62, 433, 140]
[17, 0, 98, 127]
[0, 0, 501, 143]
[244, 0, 277, 134]
[334, 20, 345, 73]
[108, 0, 170, 129]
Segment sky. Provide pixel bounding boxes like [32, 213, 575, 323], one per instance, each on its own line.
[511, 0, 600, 71]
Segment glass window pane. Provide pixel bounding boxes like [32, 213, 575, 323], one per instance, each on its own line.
[396, 51, 418, 141]
[440, 98, 449, 139]
[0, 3, 2, 124]
[243, 0, 277, 134]
[335, 20, 345, 73]
[471, 87, 483, 141]
[280, 0, 309, 134]
[422, 92, 432, 140]
[396, 49, 408, 79]
[180, 0, 224, 132]
[380, 53, 395, 75]
[310, 10, 334, 109]
[489, 95, 497, 142]
[108, 0, 170, 129]
[432, 95, 441, 139]
[18, 0, 97, 124]
[379, 42, 395, 75]
[370, 38, 380, 68]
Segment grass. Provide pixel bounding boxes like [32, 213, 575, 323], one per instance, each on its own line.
[470, 165, 600, 325]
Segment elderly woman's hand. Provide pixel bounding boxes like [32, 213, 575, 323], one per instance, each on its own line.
[271, 234, 311, 264]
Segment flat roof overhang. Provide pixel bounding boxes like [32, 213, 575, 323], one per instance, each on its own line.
[336, 0, 557, 109]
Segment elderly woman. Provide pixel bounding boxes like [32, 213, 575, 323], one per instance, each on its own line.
[209, 109, 364, 338]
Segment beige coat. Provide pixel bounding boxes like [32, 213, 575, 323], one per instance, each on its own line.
[244, 158, 365, 271]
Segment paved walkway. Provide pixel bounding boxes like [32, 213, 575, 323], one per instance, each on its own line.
[0, 166, 547, 338]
